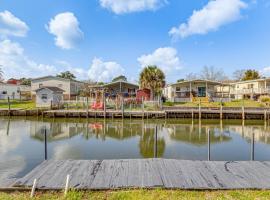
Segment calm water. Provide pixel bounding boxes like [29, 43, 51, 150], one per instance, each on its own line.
[1, 117, 270, 182]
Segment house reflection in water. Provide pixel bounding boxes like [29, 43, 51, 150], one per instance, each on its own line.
[29, 119, 270, 159]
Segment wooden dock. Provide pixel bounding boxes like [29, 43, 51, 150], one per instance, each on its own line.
[13, 159, 270, 190]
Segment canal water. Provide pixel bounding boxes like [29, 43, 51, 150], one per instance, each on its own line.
[1, 117, 270, 183]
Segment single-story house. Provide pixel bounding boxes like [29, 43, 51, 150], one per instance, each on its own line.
[31, 76, 84, 100]
[229, 78, 270, 100]
[89, 81, 139, 99]
[0, 83, 31, 100]
[163, 79, 229, 102]
[35, 87, 64, 107]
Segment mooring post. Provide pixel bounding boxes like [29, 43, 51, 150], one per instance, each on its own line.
[44, 128, 47, 160]
[199, 99, 202, 120]
[264, 109, 267, 121]
[103, 95, 106, 119]
[121, 96, 124, 119]
[7, 97, 11, 116]
[251, 132, 255, 161]
[64, 174, 70, 196]
[86, 97, 89, 118]
[30, 179, 37, 198]
[207, 129, 211, 161]
[154, 125, 158, 158]
[142, 97, 144, 119]
[220, 99, 223, 120]
[242, 100, 245, 120]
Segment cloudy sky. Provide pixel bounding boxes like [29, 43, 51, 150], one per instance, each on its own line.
[0, 0, 269, 83]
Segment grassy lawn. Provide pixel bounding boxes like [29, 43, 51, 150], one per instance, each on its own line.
[164, 100, 266, 108]
[1, 189, 270, 200]
[0, 100, 35, 110]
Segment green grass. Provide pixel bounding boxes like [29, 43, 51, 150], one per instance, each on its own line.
[164, 100, 265, 108]
[0, 100, 35, 110]
[1, 189, 270, 200]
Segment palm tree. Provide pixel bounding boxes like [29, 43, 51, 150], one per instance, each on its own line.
[139, 66, 165, 100]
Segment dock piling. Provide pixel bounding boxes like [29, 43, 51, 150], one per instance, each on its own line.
[251, 132, 255, 161]
[64, 174, 70, 196]
[207, 129, 211, 161]
[30, 179, 37, 198]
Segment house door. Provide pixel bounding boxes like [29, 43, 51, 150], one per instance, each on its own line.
[198, 87, 206, 97]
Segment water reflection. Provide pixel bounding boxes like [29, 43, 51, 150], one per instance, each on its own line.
[1, 117, 270, 183]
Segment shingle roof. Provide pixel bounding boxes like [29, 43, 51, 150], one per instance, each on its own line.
[35, 86, 65, 93]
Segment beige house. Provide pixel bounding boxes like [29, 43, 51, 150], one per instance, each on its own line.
[229, 78, 270, 100]
[163, 79, 230, 102]
[31, 76, 84, 100]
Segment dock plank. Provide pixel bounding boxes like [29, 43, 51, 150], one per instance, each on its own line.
[13, 159, 270, 190]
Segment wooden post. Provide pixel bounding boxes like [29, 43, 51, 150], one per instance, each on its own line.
[121, 96, 124, 119]
[30, 179, 37, 198]
[7, 97, 11, 115]
[220, 99, 223, 120]
[50, 100, 53, 110]
[64, 174, 70, 196]
[154, 126, 158, 158]
[251, 132, 255, 161]
[103, 93, 106, 119]
[207, 129, 211, 161]
[142, 97, 144, 119]
[199, 99, 201, 120]
[44, 128, 47, 160]
[242, 103, 245, 120]
[264, 109, 267, 121]
[86, 97, 89, 118]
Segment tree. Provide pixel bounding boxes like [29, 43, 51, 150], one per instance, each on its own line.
[112, 75, 127, 82]
[185, 73, 198, 80]
[56, 71, 76, 80]
[177, 79, 185, 82]
[200, 66, 227, 81]
[233, 69, 245, 81]
[241, 69, 261, 81]
[139, 66, 165, 100]
[20, 78, 31, 86]
[0, 67, 3, 82]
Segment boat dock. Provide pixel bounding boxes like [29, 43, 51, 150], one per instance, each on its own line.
[11, 159, 270, 190]
[1, 107, 270, 120]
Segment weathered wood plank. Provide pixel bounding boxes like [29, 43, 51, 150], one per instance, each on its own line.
[13, 159, 270, 190]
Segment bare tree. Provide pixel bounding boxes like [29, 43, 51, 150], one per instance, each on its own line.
[233, 69, 245, 81]
[200, 66, 227, 81]
[185, 73, 198, 80]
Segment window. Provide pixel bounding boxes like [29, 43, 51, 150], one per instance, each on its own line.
[41, 94, 47, 100]
[39, 84, 43, 88]
[2, 91, 7, 94]
[176, 87, 181, 92]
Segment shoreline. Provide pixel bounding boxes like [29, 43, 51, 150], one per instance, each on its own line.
[1, 107, 270, 120]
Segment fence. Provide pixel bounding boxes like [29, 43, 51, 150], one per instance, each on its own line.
[58, 97, 161, 111]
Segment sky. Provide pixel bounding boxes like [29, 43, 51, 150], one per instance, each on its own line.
[0, 0, 269, 84]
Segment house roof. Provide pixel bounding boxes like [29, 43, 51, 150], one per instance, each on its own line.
[170, 79, 223, 86]
[31, 75, 84, 84]
[230, 78, 270, 85]
[35, 86, 65, 93]
[103, 80, 139, 88]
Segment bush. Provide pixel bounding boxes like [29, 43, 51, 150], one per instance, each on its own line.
[259, 95, 270, 103]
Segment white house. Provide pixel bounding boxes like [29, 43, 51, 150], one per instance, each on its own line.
[0, 83, 31, 100]
[31, 76, 84, 100]
[163, 79, 230, 102]
[35, 87, 64, 107]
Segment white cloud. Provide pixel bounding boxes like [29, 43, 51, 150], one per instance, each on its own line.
[169, 0, 247, 38]
[260, 66, 270, 76]
[0, 40, 58, 79]
[0, 10, 29, 38]
[46, 12, 83, 49]
[88, 58, 124, 82]
[99, 0, 167, 14]
[137, 47, 182, 74]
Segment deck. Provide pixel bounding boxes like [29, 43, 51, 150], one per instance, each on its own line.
[13, 159, 270, 190]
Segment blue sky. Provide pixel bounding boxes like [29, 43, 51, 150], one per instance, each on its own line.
[0, 0, 269, 83]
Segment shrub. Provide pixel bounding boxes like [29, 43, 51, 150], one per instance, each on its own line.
[259, 95, 270, 103]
